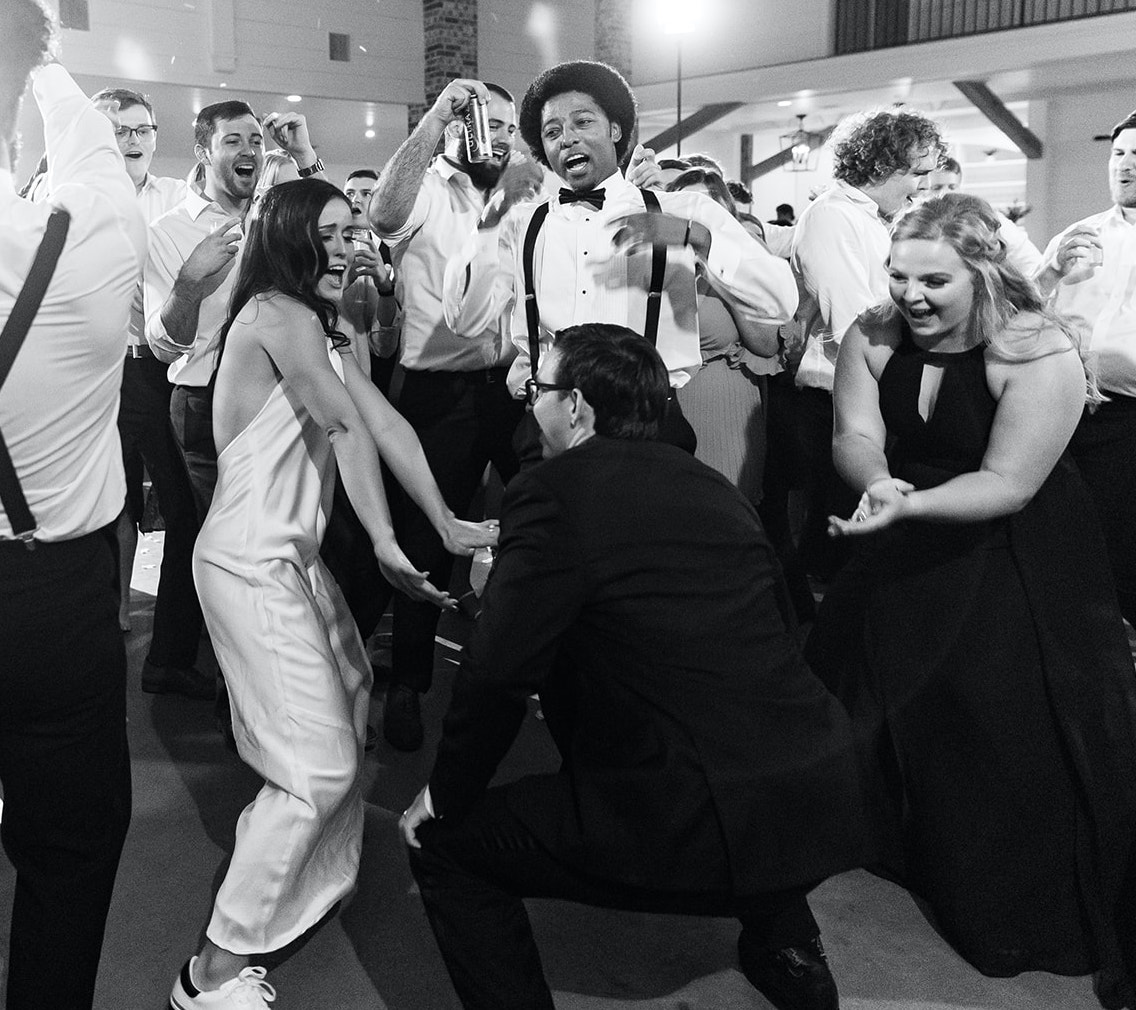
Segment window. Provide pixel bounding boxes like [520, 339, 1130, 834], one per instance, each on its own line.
[329, 32, 350, 62]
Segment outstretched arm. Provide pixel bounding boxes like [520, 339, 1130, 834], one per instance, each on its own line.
[340, 352, 497, 556]
[255, 301, 456, 606]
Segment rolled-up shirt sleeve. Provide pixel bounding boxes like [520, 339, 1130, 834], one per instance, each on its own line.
[143, 224, 193, 362]
[669, 191, 798, 326]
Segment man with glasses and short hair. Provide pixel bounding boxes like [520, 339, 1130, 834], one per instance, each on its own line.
[90, 87, 210, 701]
[401, 324, 865, 1010]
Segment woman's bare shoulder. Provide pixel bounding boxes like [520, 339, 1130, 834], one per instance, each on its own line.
[987, 311, 1076, 363]
[856, 301, 903, 346]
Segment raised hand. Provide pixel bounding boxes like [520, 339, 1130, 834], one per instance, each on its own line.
[180, 218, 242, 298]
[262, 111, 316, 162]
[427, 79, 491, 127]
[625, 143, 664, 189]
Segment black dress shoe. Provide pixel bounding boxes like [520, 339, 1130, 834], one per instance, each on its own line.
[383, 684, 424, 752]
[140, 660, 216, 701]
[737, 933, 839, 1010]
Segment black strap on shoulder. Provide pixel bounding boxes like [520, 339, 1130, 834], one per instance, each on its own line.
[0, 209, 72, 544]
[522, 201, 552, 380]
[520, 189, 667, 378]
[639, 187, 666, 347]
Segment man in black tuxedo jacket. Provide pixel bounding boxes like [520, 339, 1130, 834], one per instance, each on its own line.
[400, 323, 867, 1010]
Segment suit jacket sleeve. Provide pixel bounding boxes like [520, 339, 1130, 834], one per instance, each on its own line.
[428, 468, 589, 821]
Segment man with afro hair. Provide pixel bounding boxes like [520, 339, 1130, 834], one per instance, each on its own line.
[440, 59, 798, 432]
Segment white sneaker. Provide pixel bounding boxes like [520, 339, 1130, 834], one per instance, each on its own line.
[170, 957, 276, 1008]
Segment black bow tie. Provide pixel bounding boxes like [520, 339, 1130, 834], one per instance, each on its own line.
[559, 187, 606, 210]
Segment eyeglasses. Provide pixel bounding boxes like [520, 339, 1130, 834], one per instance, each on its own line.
[523, 377, 573, 406]
[114, 125, 157, 141]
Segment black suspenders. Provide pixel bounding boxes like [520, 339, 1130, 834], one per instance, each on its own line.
[522, 188, 667, 380]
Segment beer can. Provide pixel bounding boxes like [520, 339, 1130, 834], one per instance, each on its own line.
[463, 99, 492, 163]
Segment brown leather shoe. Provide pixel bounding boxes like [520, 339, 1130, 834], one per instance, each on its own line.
[141, 660, 216, 701]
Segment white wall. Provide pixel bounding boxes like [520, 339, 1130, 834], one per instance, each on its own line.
[478, 0, 595, 106]
[46, 0, 424, 103]
[630, 0, 832, 87]
[1030, 85, 1134, 247]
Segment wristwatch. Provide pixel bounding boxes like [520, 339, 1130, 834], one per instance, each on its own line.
[296, 157, 325, 178]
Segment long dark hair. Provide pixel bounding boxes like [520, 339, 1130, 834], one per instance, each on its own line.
[218, 178, 351, 360]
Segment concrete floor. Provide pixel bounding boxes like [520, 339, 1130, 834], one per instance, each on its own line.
[0, 530, 1115, 1009]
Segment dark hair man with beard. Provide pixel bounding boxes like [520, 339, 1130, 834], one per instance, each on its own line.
[367, 80, 545, 751]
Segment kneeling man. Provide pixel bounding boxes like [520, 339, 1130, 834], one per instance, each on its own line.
[401, 323, 867, 1010]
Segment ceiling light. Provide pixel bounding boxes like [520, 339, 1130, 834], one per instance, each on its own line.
[286, 94, 302, 103]
[365, 129, 376, 139]
[777, 100, 791, 107]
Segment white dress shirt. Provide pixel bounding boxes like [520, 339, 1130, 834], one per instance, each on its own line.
[443, 170, 798, 394]
[997, 213, 1043, 279]
[375, 156, 514, 372]
[127, 174, 187, 350]
[0, 65, 147, 541]
[144, 187, 245, 386]
[791, 181, 891, 393]
[1042, 205, 1136, 397]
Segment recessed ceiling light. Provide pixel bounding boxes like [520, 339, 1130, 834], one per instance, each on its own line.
[777, 100, 791, 107]
[286, 94, 302, 103]
[365, 129, 376, 139]
[219, 82, 227, 88]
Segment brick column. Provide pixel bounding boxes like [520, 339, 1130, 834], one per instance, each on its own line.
[594, 0, 632, 80]
[409, 0, 479, 134]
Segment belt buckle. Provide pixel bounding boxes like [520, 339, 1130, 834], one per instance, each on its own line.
[15, 528, 37, 551]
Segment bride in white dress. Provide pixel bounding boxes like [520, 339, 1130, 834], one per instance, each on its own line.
[171, 179, 496, 1010]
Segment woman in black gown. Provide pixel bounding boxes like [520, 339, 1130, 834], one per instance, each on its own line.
[805, 193, 1136, 1008]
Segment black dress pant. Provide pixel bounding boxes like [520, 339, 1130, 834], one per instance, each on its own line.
[1069, 393, 1136, 626]
[758, 372, 817, 624]
[390, 368, 525, 693]
[118, 354, 203, 667]
[0, 528, 131, 1009]
[794, 386, 859, 583]
[169, 383, 217, 524]
[409, 786, 820, 1010]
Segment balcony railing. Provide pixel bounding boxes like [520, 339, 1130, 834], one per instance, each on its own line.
[836, 0, 1136, 54]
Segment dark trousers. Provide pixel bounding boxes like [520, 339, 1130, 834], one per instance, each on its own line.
[0, 528, 131, 1009]
[794, 386, 859, 583]
[409, 787, 819, 1010]
[1069, 393, 1136, 626]
[169, 383, 217, 524]
[118, 355, 203, 667]
[758, 373, 817, 624]
[390, 368, 525, 693]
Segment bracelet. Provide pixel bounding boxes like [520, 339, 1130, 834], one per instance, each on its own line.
[683, 219, 693, 248]
[296, 157, 325, 178]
